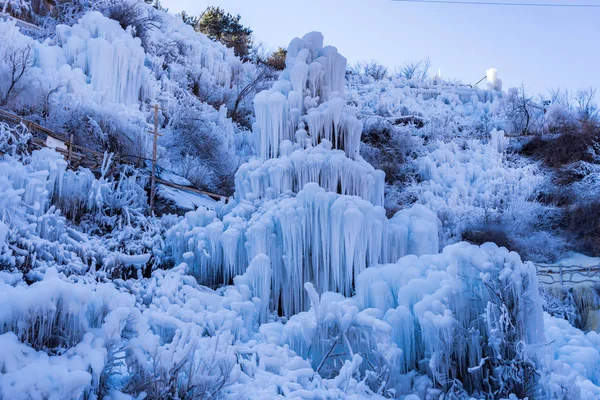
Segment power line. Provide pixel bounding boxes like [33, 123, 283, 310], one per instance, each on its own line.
[392, 0, 600, 7]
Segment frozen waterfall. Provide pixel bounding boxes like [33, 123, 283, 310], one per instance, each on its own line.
[168, 32, 439, 316]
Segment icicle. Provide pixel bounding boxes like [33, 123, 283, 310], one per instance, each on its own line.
[234, 254, 272, 323]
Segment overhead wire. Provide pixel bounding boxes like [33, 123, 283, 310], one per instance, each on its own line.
[392, 0, 600, 7]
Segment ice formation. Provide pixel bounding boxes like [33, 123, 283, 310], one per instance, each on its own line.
[166, 32, 439, 316]
[254, 32, 362, 160]
[273, 243, 549, 396]
[168, 184, 438, 317]
[0, 264, 381, 399]
[355, 242, 545, 394]
[234, 141, 385, 206]
[53, 12, 154, 105]
[486, 67, 502, 91]
[415, 138, 541, 244]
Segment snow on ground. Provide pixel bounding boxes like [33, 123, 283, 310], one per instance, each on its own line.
[157, 184, 217, 211]
[540, 313, 600, 399]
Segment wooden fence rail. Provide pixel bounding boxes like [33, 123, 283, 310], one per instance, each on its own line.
[536, 264, 600, 287]
[0, 109, 228, 201]
[0, 13, 42, 32]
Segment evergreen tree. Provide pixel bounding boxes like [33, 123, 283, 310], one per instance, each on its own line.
[196, 7, 253, 60]
[180, 10, 198, 27]
[266, 47, 287, 71]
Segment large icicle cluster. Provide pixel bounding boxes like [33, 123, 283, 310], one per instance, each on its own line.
[274, 242, 546, 396]
[235, 141, 385, 206]
[54, 11, 154, 105]
[355, 242, 545, 394]
[245, 183, 385, 316]
[167, 32, 439, 316]
[0, 148, 84, 226]
[167, 188, 438, 317]
[253, 32, 362, 160]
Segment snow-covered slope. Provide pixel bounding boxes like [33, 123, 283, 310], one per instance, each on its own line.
[1, 6, 600, 399]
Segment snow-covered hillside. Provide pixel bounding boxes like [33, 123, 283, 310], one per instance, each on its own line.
[1, 3, 600, 399]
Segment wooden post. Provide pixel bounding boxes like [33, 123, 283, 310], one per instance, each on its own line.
[148, 104, 164, 214]
[559, 264, 564, 287]
[67, 133, 73, 165]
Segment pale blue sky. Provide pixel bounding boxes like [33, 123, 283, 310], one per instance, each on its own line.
[162, 0, 600, 94]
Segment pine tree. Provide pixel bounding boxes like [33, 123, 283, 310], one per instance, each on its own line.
[196, 7, 253, 60]
[266, 47, 287, 71]
[180, 10, 198, 27]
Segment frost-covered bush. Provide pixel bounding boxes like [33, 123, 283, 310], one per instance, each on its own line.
[124, 327, 238, 399]
[412, 138, 541, 249]
[283, 283, 396, 396]
[163, 97, 239, 192]
[519, 130, 600, 255]
[86, 155, 148, 225]
[541, 288, 581, 327]
[360, 117, 423, 184]
[98, 0, 161, 51]
[545, 103, 579, 135]
[0, 147, 165, 278]
[0, 122, 31, 159]
[502, 86, 545, 136]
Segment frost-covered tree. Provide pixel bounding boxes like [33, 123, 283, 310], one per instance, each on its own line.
[178, 9, 197, 27]
[575, 87, 599, 133]
[396, 57, 431, 82]
[363, 60, 388, 81]
[503, 85, 543, 135]
[0, 39, 34, 106]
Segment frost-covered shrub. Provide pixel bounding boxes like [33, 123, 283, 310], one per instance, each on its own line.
[565, 200, 600, 256]
[0, 147, 165, 278]
[541, 288, 580, 327]
[360, 117, 423, 184]
[461, 224, 514, 250]
[0, 122, 31, 159]
[502, 86, 545, 136]
[125, 327, 238, 400]
[0, 272, 134, 352]
[519, 130, 600, 255]
[164, 98, 239, 192]
[413, 138, 542, 250]
[87, 156, 148, 224]
[283, 283, 396, 396]
[545, 103, 579, 135]
[521, 131, 600, 170]
[99, 0, 161, 51]
[0, 20, 35, 107]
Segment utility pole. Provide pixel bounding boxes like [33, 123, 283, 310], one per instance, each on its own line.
[67, 133, 74, 165]
[148, 104, 164, 214]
